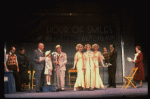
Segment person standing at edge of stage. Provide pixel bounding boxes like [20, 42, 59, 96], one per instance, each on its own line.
[33, 43, 45, 92]
[4, 46, 22, 91]
[107, 44, 117, 88]
[53, 45, 67, 91]
[131, 46, 145, 88]
[71, 44, 85, 91]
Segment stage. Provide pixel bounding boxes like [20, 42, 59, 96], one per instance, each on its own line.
[4, 82, 148, 98]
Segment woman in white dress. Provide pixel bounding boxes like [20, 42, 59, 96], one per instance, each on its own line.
[72, 44, 85, 91]
[83, 44, 95, 90]
[44, 51, 53, 85]
[92, 44, 106, 89]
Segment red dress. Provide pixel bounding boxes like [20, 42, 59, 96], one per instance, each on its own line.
[134, 52, 145, 81]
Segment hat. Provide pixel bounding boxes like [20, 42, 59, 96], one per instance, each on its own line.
[56, 45, 62, 49]
[45, 50, 51, 56]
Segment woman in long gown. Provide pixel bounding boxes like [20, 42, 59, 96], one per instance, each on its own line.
[83, 44, 95, 90]
[72, 44, 85, 91]
[92, 44, 106, 89]
[131, 46, 145, 88]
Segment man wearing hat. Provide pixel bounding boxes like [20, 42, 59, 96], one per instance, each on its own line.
[54, 45, 67, 91]
[108, 44, 117, 88]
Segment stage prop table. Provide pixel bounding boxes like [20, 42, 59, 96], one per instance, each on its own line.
[4, 71, 16, 94]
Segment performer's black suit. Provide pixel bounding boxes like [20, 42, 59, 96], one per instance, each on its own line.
[108, 50, 117, 88]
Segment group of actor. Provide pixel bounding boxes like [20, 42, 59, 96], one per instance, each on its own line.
[32, 43, 67, 92]
[71, 44, 117, 91]
[4, 43, 145, 92]
[4, 47, 29, 91]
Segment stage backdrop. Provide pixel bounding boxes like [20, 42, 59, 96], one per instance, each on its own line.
[5, 14, 135, 86]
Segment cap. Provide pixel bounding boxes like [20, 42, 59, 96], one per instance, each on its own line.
[56, 45, 62, 49]
[45, 50, 51, 56]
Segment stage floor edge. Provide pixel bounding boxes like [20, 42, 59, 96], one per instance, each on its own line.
[4, 82, 148, 98]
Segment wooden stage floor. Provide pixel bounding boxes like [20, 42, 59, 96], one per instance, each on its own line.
[4, 82, 148, 98]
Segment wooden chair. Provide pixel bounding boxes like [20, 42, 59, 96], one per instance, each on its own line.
[21, 70, 31, 89]
[122, 67, 138, 89]
[68, 69, 77, 88]
[32, 70, 36, 89]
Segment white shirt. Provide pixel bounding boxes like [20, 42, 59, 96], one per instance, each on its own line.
[134, 51, 141, 61]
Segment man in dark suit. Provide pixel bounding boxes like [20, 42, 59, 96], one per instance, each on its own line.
[33, 43, 45, 92]
[108, 44, 117, 88]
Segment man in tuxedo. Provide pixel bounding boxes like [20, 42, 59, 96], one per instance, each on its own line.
[53, 45, 67, 91]
[33, 43, 45, 92]
[108, 44, 117, 88]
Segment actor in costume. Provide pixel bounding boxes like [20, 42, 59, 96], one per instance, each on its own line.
[53, 45, 67, 91]
[4, 46, 22, 91]
[131, 46, 145, 88]
[44, 50, 53, 86]
[33, 43, 45, 92]
[18, 47, 30, 91]
[92, 44, 105, 89]
[83, 44, 95, 90]
[71, 44, 85, 91]
[107, 44, 117, 88]
[103, 47, 112, 66]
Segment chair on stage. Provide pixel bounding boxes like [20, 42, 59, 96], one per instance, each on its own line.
[21, 70, 31, 89]
[32, 70, 36, 89]
[68, 69, 77, 88]
[122, 67, 138, 89]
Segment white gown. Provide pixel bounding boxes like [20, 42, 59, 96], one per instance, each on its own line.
[93, 51, 104, 88]
[44, 57, 52, 75]
[74, 52, 85, 88]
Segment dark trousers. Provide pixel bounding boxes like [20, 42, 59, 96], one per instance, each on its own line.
[108, 65, 116, 87]
[35, 70, 44, 91]
[7, 65, 21, 91]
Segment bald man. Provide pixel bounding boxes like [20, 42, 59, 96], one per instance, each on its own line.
[33, 43, 45, 92]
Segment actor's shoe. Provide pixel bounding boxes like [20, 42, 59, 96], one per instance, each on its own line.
[74, 88, 77, 91]
[137, 85, 142, 88]
[107, 85, 112, 88]
[112, 86, 116, 88]
[79, 86, 83, 91]
[61, 89, 65, 91]
[102, 87, 106, 90]
[36, 90, 40, 92]
[56, 88, 61, 91]
[90, 88, 94, 91]
[60, 88, 65, 91]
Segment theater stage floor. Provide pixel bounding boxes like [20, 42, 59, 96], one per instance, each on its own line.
[4, 82, 148, 98]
